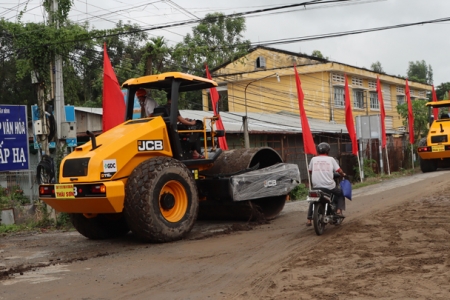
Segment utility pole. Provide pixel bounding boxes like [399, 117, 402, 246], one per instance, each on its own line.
[51, 0, 66, 140]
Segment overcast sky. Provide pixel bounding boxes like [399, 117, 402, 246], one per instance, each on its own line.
[3, 0, 449, 85]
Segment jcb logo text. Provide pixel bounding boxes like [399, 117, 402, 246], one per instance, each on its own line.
[138, 140, 163, 151]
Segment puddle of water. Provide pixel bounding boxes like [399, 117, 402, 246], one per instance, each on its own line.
[2, 264, 70, 286]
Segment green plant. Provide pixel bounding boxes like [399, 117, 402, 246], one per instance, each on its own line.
[0, 224, 29, 234]
[0, 185, 30, 209]
[289, 183, 309, 200]
[353, 158, 377, 181]
[56, 212, 72, 229]
[32, 201, 54, 228]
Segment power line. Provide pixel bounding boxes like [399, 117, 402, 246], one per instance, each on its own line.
[252, 16, 450, 47]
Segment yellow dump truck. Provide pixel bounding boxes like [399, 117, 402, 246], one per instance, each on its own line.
[38, 72, 300, 242]
[417, 100, 450, 172]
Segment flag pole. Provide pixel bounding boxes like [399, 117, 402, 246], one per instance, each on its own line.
[356, 152, 363, 183]
[305, 153, 312, 189]
[411, 143, 414, 170]
[385, 147, 391, 175]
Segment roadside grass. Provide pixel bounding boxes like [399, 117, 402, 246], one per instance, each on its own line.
[352, 167, 420, 189]
[0, 203, 73, 236]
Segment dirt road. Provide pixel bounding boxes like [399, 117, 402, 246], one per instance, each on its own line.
[1, 171, 450, 299]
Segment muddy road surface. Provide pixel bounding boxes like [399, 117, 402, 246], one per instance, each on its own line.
[1, 171, 450, 299]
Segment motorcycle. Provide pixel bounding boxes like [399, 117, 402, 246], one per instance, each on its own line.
[306, 173, 346, 236]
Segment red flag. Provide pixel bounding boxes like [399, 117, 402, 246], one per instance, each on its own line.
[405, 79, 414, 144]
[344, 75, 358, 155]
[376, 76, 386, 149]
[294, 63, 316, 155]
[432, 85, 438, 121]
[205, 64, 228, 150]
[102, 43, 126, 132]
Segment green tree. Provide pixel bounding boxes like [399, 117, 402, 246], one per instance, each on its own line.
[143, 36, 170, 75]
[435, 82, 450, 100]
[311, 50, 327, 59]
[407, 60, 433, 84]
[170, 12, 251, 109]
[370, 61, 384, 73]
[397, 100, 429, 142]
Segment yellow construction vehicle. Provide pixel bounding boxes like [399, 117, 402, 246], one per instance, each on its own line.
[38, 72, 300, 242]
[417, 100, 450, 172]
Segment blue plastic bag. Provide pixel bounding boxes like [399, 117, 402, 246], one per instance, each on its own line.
[340, 179, 352, 201]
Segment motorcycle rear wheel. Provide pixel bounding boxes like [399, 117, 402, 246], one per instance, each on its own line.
[313, 203, 326, 236]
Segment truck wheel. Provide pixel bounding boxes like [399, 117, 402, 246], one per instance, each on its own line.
[124, 157, 198, 243]
[70, 213, 129, 240]
[419, 157, 437, 173]
[418, 138, 438, 173]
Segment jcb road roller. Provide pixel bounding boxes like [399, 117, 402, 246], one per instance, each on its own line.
[39, 72, 300, 243]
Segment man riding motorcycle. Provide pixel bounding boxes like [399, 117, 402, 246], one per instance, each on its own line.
[306, 142, 346, 226]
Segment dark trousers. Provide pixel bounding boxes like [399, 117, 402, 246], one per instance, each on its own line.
[307, 186, 344, 220]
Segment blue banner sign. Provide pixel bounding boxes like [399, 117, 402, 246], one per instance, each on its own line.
[122, 89, 141, 119]
[0, 105, 29, 171]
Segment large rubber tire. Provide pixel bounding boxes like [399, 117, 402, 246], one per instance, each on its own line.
[418, 138, 438, 173]
[124, 157, 198, 243]
[313, 203, 326, 236]
[70, 213, 130, 240]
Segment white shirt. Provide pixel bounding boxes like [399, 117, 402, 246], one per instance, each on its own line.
[141, 97, 157, 117]
[308, 155, 341, 190]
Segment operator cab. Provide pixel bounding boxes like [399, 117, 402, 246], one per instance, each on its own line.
[121, 72, 223, 164]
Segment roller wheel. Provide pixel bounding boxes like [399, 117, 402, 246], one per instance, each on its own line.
[313, 203, 326, 236]
[418, 138, 437, 173]
[70, 213, 129, 240]
[124, 157, 198, 243]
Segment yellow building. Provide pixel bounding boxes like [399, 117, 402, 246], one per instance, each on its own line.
[206, 46, 432, 133]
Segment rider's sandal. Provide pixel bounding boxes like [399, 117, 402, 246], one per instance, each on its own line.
[306, 221, 312, 226]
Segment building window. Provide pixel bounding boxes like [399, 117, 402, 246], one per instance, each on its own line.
[397, 95, 405, 105]
[370, 92, 379, 109]
[353, 89, 364, 109]
[418, 91, 426, 98]
[396, 86, 405, 94]
[368, 81, 377, 89]
[334, 86, 344, 107]
[255, 56, 266, 69]
[332, 73, 345, 84]
[352, 77, 363, 87]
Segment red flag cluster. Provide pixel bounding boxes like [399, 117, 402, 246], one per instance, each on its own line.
[405, 79, 414, 144]
[205, 65, 228, 150]
[293, 63, 316, 155]
[102, 43, 126, 132]
[344, 75, 358, 155]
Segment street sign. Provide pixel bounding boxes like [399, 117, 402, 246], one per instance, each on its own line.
[0, 105, 30, 171]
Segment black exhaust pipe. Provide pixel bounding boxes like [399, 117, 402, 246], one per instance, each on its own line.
[86, 131, 98, 150]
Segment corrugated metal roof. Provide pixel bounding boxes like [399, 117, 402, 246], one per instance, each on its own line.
[182, 110, 403, 135]
[75, 107, 103, 115]
[74, 107, 402, 135]
[181, 110, 347, 134]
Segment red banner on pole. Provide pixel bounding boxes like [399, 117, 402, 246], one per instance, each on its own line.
[405, 79, 414, 144]
[102, 43, 126, 132]
[205, 64, 228, 150]
[344, 75, 358, 155]
[294, 63, 316, 155]
[376, 76, 386, 149]
[432, 85, 438, 121]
